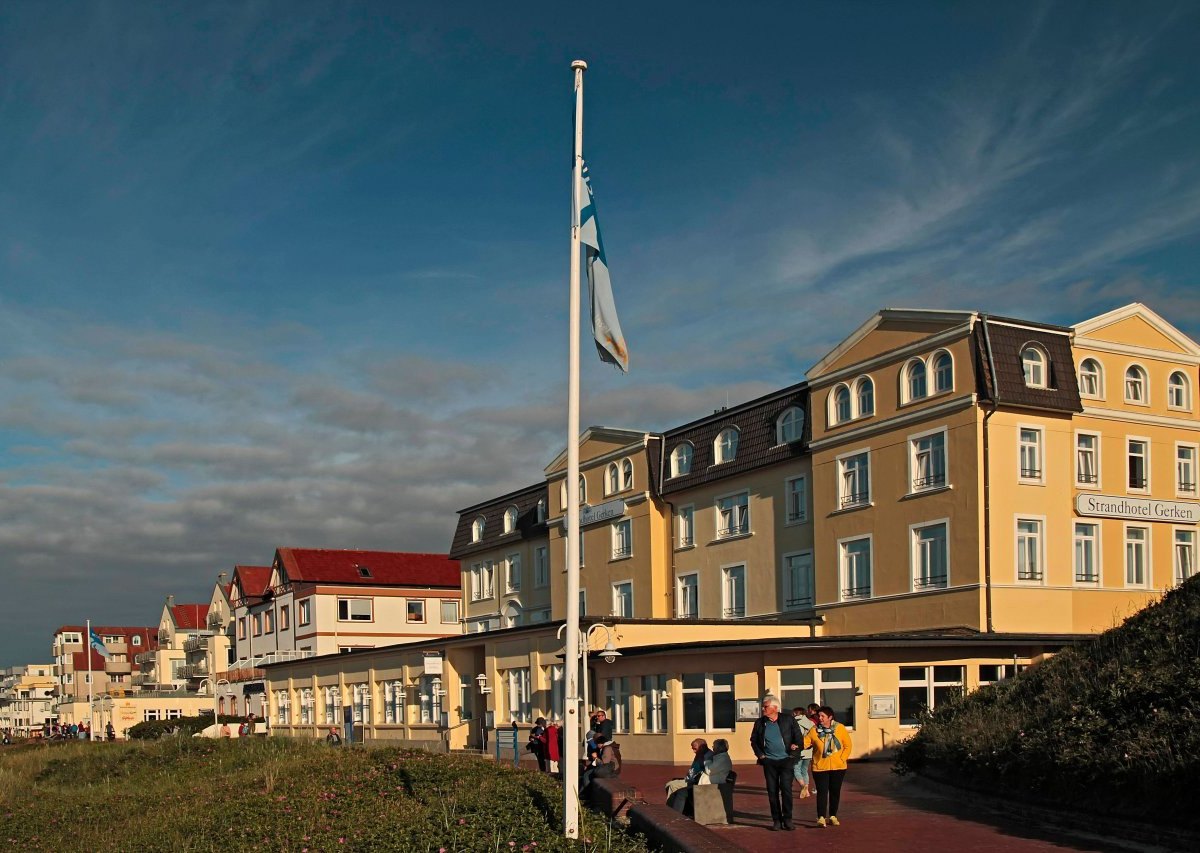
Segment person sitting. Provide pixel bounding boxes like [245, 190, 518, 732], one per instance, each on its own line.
[665, 738, 712, 811]
[325, 726, 342, 746]
[702, 738, 733, 784]
[578, 733, 602, 793]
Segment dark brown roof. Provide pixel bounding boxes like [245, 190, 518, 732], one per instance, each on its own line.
[449, 482, 549, 559]
[975, 318, 1082, 413]
[650, 382, 808, 496]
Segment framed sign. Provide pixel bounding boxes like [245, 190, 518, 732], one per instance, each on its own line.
[869, 695, 896, 719]
[736, 699, 760, 722]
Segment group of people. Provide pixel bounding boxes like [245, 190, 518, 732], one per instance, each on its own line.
[663, 737, 734, 812]
[751, 696, 852, 830]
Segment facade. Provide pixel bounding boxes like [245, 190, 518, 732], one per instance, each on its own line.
[144, 597, 212, 691]
[243, 304, 1200, 764]
[0, 665, 56, 736]
[52, 625, 157, 707]
[218, 550, 462, 718]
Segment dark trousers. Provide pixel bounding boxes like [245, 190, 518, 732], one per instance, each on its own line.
[761, 757, 794, 824]
[814, 769, 846, 818]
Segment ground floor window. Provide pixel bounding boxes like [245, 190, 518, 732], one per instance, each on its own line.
[276, 690, 290, 725]
[382, 681, 402, 724]
[978, 663, 1027, 686]
[165, 709, 183, 720]
[638, 674, 669, 733]
[300, 689, 314, 725]
[324, 687, 340, 725]
[418, 676, 442, 724]
[899, 665, 964, 726]
[604, 676, 632, 733]
[681, 672, 734, 731]
[544, 664, 563, 721]
[350, 684, 370, 724]
[143, 709, 160, 722]
[778, 667, 857, 728]
[504, 668, 531, 724]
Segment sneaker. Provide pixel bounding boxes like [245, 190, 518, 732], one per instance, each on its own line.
[817, 817, 827, 828]
[830, 816, 840, 826]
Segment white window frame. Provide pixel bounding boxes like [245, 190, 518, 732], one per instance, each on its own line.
[505, 553, 521, 592]
[714, 427, 739, 464]
[676, 573, 699, 619]
[605, 462, 620, 496]
[440, 600, 460, 624]
[337, 597, 372, 622]
[502, 505, 518, 534]
[714, 490, 750, 539]
[898, 665, 964, 727]
[536, 498, 547, 524]
[1021, 345, 1047, 388]
[621, 457, 634, 491]
[855, 375, 875, 416]
[1124, 364, 1149, 405]
[909, 426, 948, 493]
[1127, 436, 1151, 493]
[1078, 358, 1104, 399]
[836, 447, 871, 509]
[505, 668, 531, 724]
[932, 350, 954, 394]
[1168, 371, 1191, 411]
[721, 563, 746, 619]
[838, 534, 873, 601]
[533, 546, 549, 588]
[406, 598, 426, 624]
[777, 406, 805, 444]
[1176, 442, 1198, 498]
[785, 475, 808, 524]
[604, 676, 632, 733]
[471, 516, 485, 543]
[611, 518, 633, 560]
[298, 599, 311, 626]
[783, 550, 814, 610]
[1015, 516, 1045, 584]
[670, 443, 693, 478]
[677, 504, 695, 549]
[902, 357, 927, 403]
[1174, 528, 1196, 585]
[640, 674, 669, 734]
[1073, 522, 1101, 585]
[831, 384, 852, 425]
[1124, 524, 1151, 588]
[680, 672, 735, 732]
[611, 580, 634, 618]
[1018, 424, 1044, 484]
[1075, 430, 1101, 489]
[910, 519, 949, 591]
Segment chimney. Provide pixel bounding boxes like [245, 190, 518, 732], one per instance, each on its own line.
[167, 594, 175, 608]
[218, 571, 228, 583]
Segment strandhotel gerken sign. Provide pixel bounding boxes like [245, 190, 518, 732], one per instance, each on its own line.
[1075, 494, 1199, 524]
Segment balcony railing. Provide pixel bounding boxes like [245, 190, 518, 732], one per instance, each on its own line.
[183, 635, 210, 653]
[1077, 472, 1098, 485]
[134, 651, 156, 668]
[912, 474, 946, 491]
[611, 544, 632, 559]
[715, 521, 749, 538]
[1020, 467, 1042, 480]
[842, 585, 871, 600]
[179, 662, 208, 679]
[1180, 481, 1196, 493]
[1018, 569, 1044, 582]
[1128, 476, 1147, 489]
[219, 650, 315, 683]
[1075, 571, 1100, 584]
[722, 606, 745, 619]
[839, 492, 868, 509]
[785, 595, 814, 610]
[678, 534, 694, 548]
[913, 575, 948, 591]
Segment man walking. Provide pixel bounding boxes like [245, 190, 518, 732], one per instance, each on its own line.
[749, 694, 803, 831]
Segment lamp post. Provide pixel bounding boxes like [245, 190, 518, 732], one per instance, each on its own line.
[556, 622, 621, 740]
[198, 677, 230, 736]
[95, 696, 112, 741]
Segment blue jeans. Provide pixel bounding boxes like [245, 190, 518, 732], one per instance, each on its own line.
[793, 756, 811, 786]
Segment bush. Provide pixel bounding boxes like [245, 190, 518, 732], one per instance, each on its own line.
[895, 575, 1200, 827]
[126, 713, 242, 740]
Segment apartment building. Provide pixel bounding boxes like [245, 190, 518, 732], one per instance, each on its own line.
[260, 303, 1197, 765]
[52, 625, 157, 703]
[0, 665, 56, 736]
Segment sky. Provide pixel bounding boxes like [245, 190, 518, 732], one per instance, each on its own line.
[2, 1, 1199, 666]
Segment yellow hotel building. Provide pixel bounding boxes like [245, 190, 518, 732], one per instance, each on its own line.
[262, 303, 1198, 765]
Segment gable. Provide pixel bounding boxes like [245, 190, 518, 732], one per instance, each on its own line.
[544, 428, 646, 475]
[1075, 303, 1200, 357]
[1078, 314, 1189, 354]
[809, 310, 974, 381]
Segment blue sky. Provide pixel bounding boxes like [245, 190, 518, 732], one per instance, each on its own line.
[2, 1, 1199, 665]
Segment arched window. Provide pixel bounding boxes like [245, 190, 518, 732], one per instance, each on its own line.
[833, 385, 852, 424]
[471, 516, 485, 543]
[855, 377, 874, 417]
[670, 443, 693, 477]
[1168, 371, 1190, 410]
[606, 462, 620, 496]
[578, 475, 587, 504]
[777, 407, 805, 444]
[714, 427, 739, 464]
[905, 359, 927, 402]
[932, 351, 953, 393]
[1079, 358, 1103, 398]
[1022, 345, 1048, 388]
[621, 458, 634, 491]
[1125, 365, 1147, 403]
[558, 475, 587, 508]
[502, 506, 518, 534]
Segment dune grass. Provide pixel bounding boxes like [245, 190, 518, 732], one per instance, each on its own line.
[0, 737, 649, 852]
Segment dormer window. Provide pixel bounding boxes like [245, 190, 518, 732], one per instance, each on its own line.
[471, 516, 486, 543]
[1124, 365, 1148, 404]
[1022, 345, 1048, 388]
[932, 351, 953, 393]
[1079, 358, 1103, 398]
[536, 498, 547, 524]
[714, 428, 739, 464]
[777, 407, 804, 444]
[503, 506, 518, 534]
[904, 359, 927, 402]
[357, 565, 372, 579]
[670, 443, 693, 477]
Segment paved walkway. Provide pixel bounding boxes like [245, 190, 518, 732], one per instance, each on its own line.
[616, 761, 1169, 853]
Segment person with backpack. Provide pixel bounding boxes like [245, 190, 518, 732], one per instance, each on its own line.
[792, 704, 818, 798]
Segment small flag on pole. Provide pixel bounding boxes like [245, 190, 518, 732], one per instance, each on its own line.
[89, 628, 111, 660]
[578, 160, 629, 372]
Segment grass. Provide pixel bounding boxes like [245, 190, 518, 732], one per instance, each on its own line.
[894, 574, 1200, 828]
[0, 737, 651, 852]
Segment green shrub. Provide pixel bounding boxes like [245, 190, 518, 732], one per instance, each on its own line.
[127, 713, 242, 740]
[895, 575, 1200, 827]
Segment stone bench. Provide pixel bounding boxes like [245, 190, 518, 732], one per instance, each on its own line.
[627, 803, 749, 853]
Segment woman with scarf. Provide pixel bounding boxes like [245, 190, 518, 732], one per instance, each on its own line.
[803, 705, 853, 827]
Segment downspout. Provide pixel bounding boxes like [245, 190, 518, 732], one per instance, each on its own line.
[980, 315, 998, 634]
[658, 436, 678, 617]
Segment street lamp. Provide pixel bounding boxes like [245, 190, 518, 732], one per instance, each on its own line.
[198, 677, 230, 736]
[94, 696, 112, 741]
[556, 622, 621, 735]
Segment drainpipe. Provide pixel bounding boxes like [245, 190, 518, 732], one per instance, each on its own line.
[658, 436, 679, 617]
[980, 315, 998, 634]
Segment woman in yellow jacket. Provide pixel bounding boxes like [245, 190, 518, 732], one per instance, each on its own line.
[803, 705, 853, 827]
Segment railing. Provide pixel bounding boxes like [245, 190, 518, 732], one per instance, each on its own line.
[839, 492, 868, 509]
[842, 585, 871, 600]
[1077, 472, 1098, 485]
[1018, 569, 1044, 582]
[179, 662, 208, 679]
[1180, 481, 1196, 493]
[183, 635, 210, 653]
[912, 474, 946, 491]
[785, 595, 814, 609]
[611, 544, 631, 559]
[913, 575, 948, 590]
[219, 650, 315, 682]
[1020, 467, 1042, 480]
[785, 510, 806, 524]
[134, 651, 156, 668]
[716, 521, 749, 538]
[1128, 476, 1147, 489]
[678, 534, 694, 548]
[1075, 571, 1099, 583]
[722, 606, 745, 619]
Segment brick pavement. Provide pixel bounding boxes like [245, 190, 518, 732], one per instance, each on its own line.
[614, 761, 1167, 853]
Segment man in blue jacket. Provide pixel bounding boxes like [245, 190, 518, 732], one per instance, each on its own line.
[749, 694, 803, 831]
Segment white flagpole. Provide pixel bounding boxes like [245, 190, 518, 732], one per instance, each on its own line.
[86, 619, 94, 739]
[562, 57, 587, 840]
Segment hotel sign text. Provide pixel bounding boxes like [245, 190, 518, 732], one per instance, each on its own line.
[1075, 494, 1199, 524]
[563, 499, 627, 529]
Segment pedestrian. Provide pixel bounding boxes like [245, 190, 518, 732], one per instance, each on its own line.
[325, 726, 342, 746]
[749, 694, 803, 831]
[545, 718, 561, 774]
[792, 704, 817, 797]
[804, 704, 853, 828]
[528, 717, 549, 771]
[106, 721, 115, 742]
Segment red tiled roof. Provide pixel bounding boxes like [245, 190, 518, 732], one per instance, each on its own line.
[276, 548, 460, 589]
[170, 604, 210, 630]
[232, 565, 273, 598]
[55, 626, 158, 650]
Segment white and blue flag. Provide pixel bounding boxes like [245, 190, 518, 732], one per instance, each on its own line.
[89, 628, 111, 660]
[577, 160, 629, 372]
